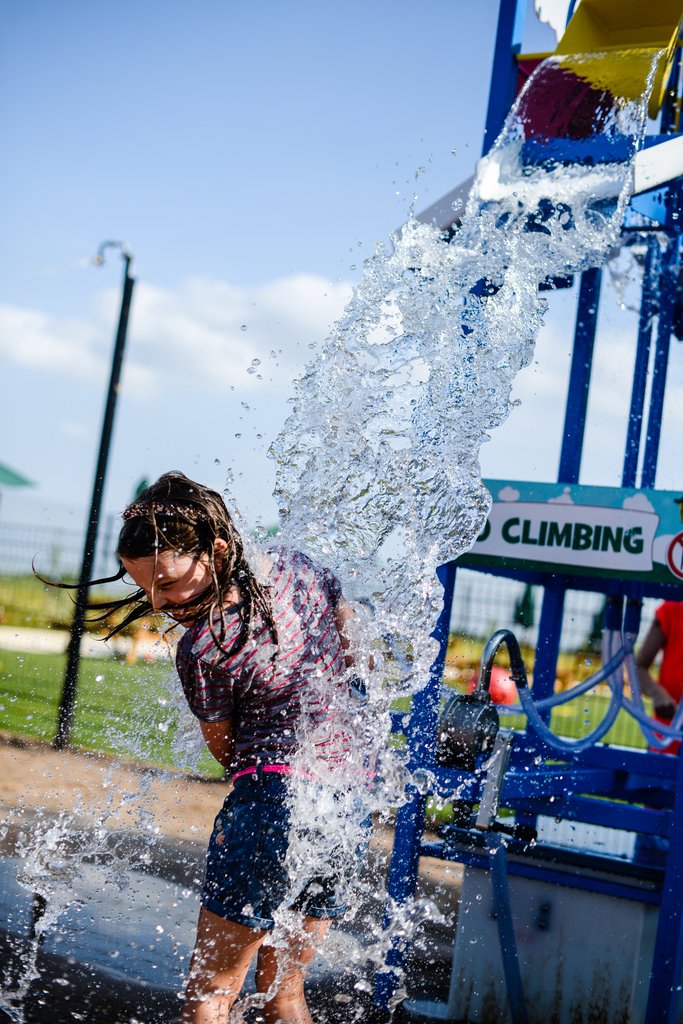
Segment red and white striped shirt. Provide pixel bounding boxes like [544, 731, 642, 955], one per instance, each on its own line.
[176, 548, 351, 771]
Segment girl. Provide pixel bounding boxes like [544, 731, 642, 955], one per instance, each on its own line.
[108, 471, 365, 1024]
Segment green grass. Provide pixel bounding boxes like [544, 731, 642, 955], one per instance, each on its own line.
[0, 649, 223, 778]
[0, 575, 79, 631]
[0, 573, 156, 635]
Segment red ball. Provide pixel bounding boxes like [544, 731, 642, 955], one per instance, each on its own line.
[467, 666, 517, 705]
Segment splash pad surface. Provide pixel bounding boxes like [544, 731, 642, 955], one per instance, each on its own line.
[0, 738, 462, 1023]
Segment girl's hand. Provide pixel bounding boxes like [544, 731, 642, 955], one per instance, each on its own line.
[653, 694, 676, 722]
[334, 597, 375, 670]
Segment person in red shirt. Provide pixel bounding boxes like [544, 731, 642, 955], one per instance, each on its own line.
[635, 600, 683, 754]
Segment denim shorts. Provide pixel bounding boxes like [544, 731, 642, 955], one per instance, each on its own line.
[202, 772, 349, 930]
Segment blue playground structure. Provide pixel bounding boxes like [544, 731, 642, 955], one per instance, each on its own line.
[378, 2, 683, 1021]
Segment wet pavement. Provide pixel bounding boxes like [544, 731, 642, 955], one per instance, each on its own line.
[0, 808, 463, 1024]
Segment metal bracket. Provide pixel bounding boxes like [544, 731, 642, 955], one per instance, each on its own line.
[476, 729, 515, 831]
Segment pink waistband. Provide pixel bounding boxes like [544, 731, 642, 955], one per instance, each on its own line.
[232, 764, 314, 783]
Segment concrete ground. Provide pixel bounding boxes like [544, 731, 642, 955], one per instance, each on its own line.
[0, 624, 167, 661]
[0, 735, 463, 1024]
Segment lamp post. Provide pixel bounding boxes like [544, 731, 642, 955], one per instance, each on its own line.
[54, 242, 135, 750]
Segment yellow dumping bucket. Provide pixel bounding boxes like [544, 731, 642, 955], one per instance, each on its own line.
[555, 0, 683, 118]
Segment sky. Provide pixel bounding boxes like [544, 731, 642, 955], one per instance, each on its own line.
[1, 0, 682, 544]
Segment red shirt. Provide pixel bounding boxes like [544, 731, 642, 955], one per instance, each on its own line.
[655, 601, 683, 703]
[652, 601, 683, 753]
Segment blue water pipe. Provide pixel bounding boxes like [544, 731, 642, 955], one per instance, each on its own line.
[490, 838, 529, 1024]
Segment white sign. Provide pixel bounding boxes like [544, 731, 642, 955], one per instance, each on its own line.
[476, 500, 658, 574]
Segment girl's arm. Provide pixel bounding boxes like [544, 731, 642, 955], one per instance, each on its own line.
[635, 620, 676, 719]
[200, 719, 235, 768]
[334, 596, 359, 668]
[334, 596, 375, 671]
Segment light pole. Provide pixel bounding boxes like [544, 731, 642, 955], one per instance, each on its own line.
[54, 242, 135, 750]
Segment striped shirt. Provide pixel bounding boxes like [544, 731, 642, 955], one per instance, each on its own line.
[176, 547, 350, 771]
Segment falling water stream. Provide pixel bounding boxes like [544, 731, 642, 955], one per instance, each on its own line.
[1, 49, 660, 1023]
[268, 47, 659, 1015]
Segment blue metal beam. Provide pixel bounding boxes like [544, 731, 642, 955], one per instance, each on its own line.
[642, 232, 681, 487]
[645, 751, 683, 1023]
[482, 0, 526, 157]
[421, 842, 663, 905]
[375, 562, 457, 1010]
[558, 267, 602, 483]
[622, 236, 659, 488]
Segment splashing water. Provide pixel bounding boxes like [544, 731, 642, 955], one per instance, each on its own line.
[0, 654, 206, 1024]
[266, 49, 659, 988]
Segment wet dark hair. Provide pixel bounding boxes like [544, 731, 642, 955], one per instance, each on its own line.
[90, 471, 277, 655]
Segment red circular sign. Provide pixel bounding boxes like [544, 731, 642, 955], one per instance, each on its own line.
[667, 532, 683, 579]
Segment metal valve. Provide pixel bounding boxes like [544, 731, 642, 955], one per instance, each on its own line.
[436, 628, 529, 773]
[436, 692, 500, 772]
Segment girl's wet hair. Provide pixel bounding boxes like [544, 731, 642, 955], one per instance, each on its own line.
[88, 471, 277, 654]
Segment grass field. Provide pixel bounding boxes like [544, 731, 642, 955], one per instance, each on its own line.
[0, 646, 651, 771]
[0, 648, 224, 778]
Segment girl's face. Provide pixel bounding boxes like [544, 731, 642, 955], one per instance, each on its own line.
[121, 542, 225, 624]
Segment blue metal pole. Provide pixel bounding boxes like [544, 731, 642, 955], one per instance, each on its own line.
[531, 588, 566, 703]
[404, 561, 457, 767]
[558, 267, 602, 484]
[533, 268, 602, 702]
[482, 0, 526, 157]
[644, 749, 683, 1023]
[641, 235, 680, 489]
[622, 236, 659, 488]
[660, 45, 682, 135]
[375, 562, 457, 1010]
[490, 840, 529, 1024]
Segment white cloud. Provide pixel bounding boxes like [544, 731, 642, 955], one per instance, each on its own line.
[548, 487, 574, 504]
[497, 486, 520, 501]
[622, 493, 656, 513]
[110, 274, 353, 396]
[0, 304, 106, 380]
[0, 273, 353, 400]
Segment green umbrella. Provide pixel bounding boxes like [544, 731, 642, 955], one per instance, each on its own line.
[0, 462, 34, 487]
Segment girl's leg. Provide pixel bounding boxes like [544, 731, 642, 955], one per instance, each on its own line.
[254, 916, 331, 1024]
[182, 906, 268, 1024]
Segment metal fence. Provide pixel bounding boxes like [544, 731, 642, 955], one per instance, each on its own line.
[0, 516, 121, 583]
[0, 518, 659, 651]
[451, 568, 659, 651]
